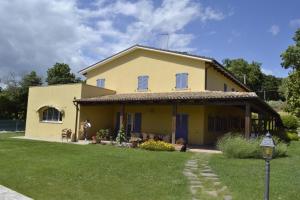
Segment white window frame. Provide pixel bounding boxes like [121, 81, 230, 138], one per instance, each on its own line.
[41, 107, 63, 123]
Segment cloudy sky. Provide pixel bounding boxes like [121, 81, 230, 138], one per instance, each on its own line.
[0, 0, 299, 82]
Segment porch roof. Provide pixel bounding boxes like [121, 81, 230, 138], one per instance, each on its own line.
[77, 91, 256, 102]
[75, 91, 279, 118]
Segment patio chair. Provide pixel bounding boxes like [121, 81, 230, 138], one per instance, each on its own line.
[61, 128, 72, 142]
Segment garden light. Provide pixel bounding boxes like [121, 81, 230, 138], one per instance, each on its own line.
[260, 132, 275, 200]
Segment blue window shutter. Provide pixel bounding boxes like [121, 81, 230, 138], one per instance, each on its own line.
[176, 74, 180, 88]
[176, 73, 188, 89]
[97, 79, 105, 88]
[133, 113, 142, 133]
[115, 112, 120, 132]
[138, 76, 148, 90]
[144, 76, 148, 89]
[138, 76, 142, 89]
[183, 73, 188, 88]
[142, 76, 146, 89]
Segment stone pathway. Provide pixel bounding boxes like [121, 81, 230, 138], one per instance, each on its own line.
[0, 185, 32, 200]
[183, 155, 232, 200]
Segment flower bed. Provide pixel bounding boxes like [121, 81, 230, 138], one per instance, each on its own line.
[140, 139, 175, 151]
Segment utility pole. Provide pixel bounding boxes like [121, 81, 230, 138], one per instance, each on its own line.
[243, 74, 247, 85]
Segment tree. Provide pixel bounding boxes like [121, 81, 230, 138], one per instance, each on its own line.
[281, 28, 300, 117]
[284, 70, 300, 117]
[281, 29, 300, 70]
[18, 71, 42, 119]
[261, 74, 284, 101]
[223, 58, 264, 91]
[46, 63, 81, 85]
[0, 71, 42, 119]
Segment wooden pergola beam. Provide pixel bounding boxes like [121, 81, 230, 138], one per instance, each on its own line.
[245, 103, 251, 139]
[119, 104, 125, 130]
[171, 104, 177, 144]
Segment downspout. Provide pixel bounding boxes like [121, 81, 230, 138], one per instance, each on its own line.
[73, 97, 79, 142]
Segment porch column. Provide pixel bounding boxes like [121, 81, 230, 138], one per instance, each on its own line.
[245, 103, 251, 139]
[263, 115, 267, 133]
[119, 104, 125, 130]
[268, 117, 272, 132]
[171, 104, 177, 144]
[258, 113, 263, 135]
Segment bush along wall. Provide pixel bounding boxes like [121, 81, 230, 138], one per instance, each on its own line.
[217, 133, 287, 159]
[280, 114, 299, 141]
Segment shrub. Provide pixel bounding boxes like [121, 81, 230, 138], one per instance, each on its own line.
[274, 142, 288, 157]
[140, 140, 175, 151]
[96, 129, 109, 141]
[286, 131, 299, 141]
[217, 133, 287, 159]
[281, 114, 299, 130]
[116, 127, 126, 144]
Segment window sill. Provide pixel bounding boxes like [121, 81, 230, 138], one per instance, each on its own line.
[40, 121, 63, 124]
[174, 87, 190, 91]
[136, 89, 149, 92]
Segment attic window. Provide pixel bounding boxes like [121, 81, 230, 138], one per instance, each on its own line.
[97, 79, 105, 88]
[176, 73, 188, 89]
[224, 83, 227, 92]
[137, 76, 149, 91]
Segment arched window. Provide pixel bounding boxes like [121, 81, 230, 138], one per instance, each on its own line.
[41, 107, 62, 122]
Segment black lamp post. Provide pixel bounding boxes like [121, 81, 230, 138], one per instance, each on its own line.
[260, 132, 275, 200]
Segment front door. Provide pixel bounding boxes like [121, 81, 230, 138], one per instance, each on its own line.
[176, 114, 188, 143]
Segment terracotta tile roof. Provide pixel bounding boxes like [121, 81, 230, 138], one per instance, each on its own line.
[76, 91, 258, 103]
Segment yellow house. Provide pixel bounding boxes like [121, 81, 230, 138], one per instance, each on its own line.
[25, 45, 281, 145]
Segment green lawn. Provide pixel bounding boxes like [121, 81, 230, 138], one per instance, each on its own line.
[209, 141, 300, 200]
[0, 133, 192, 200]
[1, 132, 299, 200]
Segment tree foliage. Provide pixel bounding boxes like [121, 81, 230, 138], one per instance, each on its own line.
[46, 63, 81, 85]
[281, 29, 300, 70]
[281, 29, 300, 117]
[223, 58, 283, 100]
[223, 58, 264, 92]
[0, 71, 42, 119]
[284, 70, 300, 117]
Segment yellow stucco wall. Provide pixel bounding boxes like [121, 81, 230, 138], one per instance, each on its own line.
[79, 105, 115, 138]
[178, 105, 205, 145]
[25, 83, 115, 140]
[85, 49, 206, 93]
[25, 83, 82, 140]
[206, 67, 246, 92]
[79, 104, 205, 145]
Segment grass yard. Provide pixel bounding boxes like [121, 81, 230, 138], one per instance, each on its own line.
[0, 132, 192, 200]
[209, 141, 300, 200]
[2, 132, 299, 200]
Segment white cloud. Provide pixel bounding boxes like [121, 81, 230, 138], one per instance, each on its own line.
[269, 25, 280, 36]
[261, 68, 274, 75]
[0, 0, 226, 79]
[289, 19, 300, 28]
